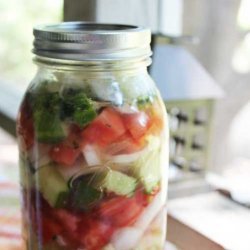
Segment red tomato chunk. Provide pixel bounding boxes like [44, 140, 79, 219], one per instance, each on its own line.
[49, 144, 80, 166]
[17, 100, 34, 150]
[104, 132, 141, 155]
[122, 112, 150, 140]
[78, 218, 113, 250]
[81, 108, 126, 147]
[98, 192, 144, 227]
[41, 216, 62, 244]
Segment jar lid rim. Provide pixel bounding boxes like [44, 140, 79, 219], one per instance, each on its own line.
[33, 22, 152, 61]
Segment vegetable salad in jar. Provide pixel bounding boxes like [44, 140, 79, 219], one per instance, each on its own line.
[17, 22, 169, 250]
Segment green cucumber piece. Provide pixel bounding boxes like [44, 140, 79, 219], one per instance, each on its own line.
[35, 164, 69, 208]
[133, 136, 161, 193]
[69, 169, 137, 211]
[93, 169, 137, 196]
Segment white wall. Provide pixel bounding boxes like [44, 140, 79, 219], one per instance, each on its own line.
[96, 0, 183, 35]
[159, 0, 183, 35]
[96, 0, 159, 31]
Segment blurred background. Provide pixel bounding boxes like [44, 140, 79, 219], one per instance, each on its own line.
[1, 0, 250, 249]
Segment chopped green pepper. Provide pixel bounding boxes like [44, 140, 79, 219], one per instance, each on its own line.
[70, 179, 103, 211]
[136, 95, 155, 109]
[62, 89, 97, 127]
[32, 92, 66, 143]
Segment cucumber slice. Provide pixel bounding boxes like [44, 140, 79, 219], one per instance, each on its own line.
[35, 164, 69, 208]
[93, 169, 137, 196]
[133, 136, 161, 193]
[69, 169, 137, 211]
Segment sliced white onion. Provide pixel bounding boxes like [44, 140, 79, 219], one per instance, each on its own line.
[56, 235, 67, 247]
[134, 189, 166, 231]
[102, 244, 115, 250]
[110, 191, 166, 250]
[151, 205, 167, 229]
[135, 206, 167, 249]
[107, 152, 141, 164]
[116, 104, 138, 114]
[135, 225, 165, 250]
[106, 146, 148, 164]
[82, 145, 101, 166]
[111, 227, 143, 250]
[106, 135, 160, 165]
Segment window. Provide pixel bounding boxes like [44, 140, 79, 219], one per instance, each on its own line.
[0, 0, 63, 90]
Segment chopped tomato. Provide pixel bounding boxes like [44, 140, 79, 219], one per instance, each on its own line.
[81, 108, 126, 147]
[54, 209, 81, 248]
[78, 219, 113, 250]
[122, 112, 150, 140]
[53, 209, 79, 232]
[67, 125, 83, 147]
[39, 192, 62, 244]
[105, 132, 142, 155]
[41, 216, 62, 244]
[144, 115, 164, 137]
[98, 192, 144, 227]
[49, 144, 80, 166]
[17, 99, 34, 150]
[144, 101, 165, 136]
[40, 202, 81, 247]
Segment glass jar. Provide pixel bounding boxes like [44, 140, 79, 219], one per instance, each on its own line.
[17, 22, 169, 250]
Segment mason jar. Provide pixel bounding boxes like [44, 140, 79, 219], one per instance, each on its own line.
[16, 22, 169, 250]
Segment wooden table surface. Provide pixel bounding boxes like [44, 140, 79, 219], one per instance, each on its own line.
[0, 132, 176, 250]
[167, 191, 250, 250]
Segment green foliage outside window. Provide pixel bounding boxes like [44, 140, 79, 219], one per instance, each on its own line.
[0, 0, 63, 88]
